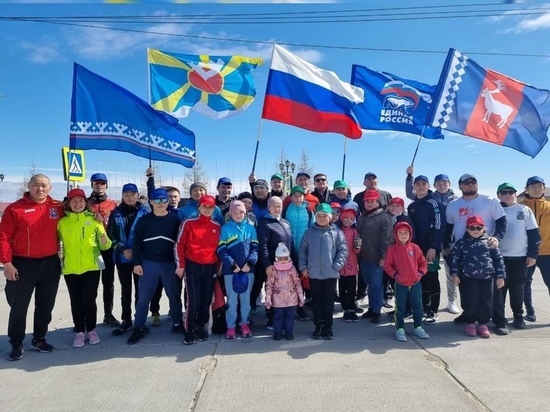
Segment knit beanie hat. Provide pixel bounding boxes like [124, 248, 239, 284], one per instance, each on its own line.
[275, 242, 290, 258]
[238, 191, 253, 201]
[229, 200, 246, 215]
[189, 182, 207, 194]
[254, 179, 269, 190]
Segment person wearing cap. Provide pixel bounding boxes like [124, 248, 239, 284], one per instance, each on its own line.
[311, 173, 331, 204]
[283, 171, 319, 212]
[126, 188, 183, 345]
[248, 172, 284, 198]
[175, 194, 222, 345]
[329, 202, 342, 225]
[338, 208, 362, 322]
[215, 177, 237, 217]
[178, 182, 224, 226]
[407, 175, 445, 324]
[493, 182, 540, 332]
[451, 216, 506, 339]
[299, 203, 348, 339]
[353, 172, 393, 214]
[356, 189, 394, 324]
[0, 174, 65, 360]
[250, 179, 272, 223]
[107, 183, 150, 337]
[330, 180, 359, 213]
[58, 188, 112, 348]
[444, 174, 507, 323]
[520, 176, 550, 322]
[88, 172, 121, 328]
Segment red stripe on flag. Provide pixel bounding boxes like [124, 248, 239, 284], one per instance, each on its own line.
[262, 95, 362, 139]
[464, 70, 524, 145]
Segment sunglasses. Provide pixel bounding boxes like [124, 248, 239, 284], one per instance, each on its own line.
[315, 178, 327, 182]
[499, 190, 516, 195]
[461, 180, 477, 186]
[467, 225, 484, 231]
[153, 198, 169, 204]
[276, 256, 290, 262]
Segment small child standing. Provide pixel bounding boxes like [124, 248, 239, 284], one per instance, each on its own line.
[451, 216, 506, 338]
[384, 222, 429, 341]
[265, 243, 304, 340]
[299, 203, 348, 339]
[339, 208, 361, 322]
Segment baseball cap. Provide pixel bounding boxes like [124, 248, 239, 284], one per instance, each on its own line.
[363, 189, 380, 201]
[333, 180, 348, 190]
[497, 183, 517, 193]
[329, 201, 342, 211]
[434, 174, 450, 184]
[315, 203, 332, 216]
[389, 197, 405, 208]
[526, 176, 545, 186]
[364, 172, 377, 180]
[290, 185, 306, 195]
[466, 216, 485, 227]
[198, 195, 216, 207]
[340, 208, 357, 219]
[217, 177, 232, 186]
[67, 188, 86, 199]
[90, 173, 108, 183]
[270, 173, 283, 181]
[296, 171, 310, 179]
[150, 188, 168, 200]
[414, 175, 429, 184]
[459, 174, 477, 184]
[122, 183, 138, 193]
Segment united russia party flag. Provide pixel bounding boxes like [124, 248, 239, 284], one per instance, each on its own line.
[429, 48, 550, 157]
[262, 44, 364, 139]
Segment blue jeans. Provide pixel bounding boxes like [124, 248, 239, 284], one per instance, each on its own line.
[273, 306, 297, 336]
[224, 273, 254, 328]
[360, 260, 383, 314]
[524, 255, 550, 315]
[394, 282, 423, 329]
[134, 260, 182, 329]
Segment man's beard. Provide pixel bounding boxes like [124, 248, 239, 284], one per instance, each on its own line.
[462, 189, 477, 196]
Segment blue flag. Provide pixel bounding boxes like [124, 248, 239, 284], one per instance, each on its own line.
[350, 65, 443, 139]
[70, 63, 195, 168]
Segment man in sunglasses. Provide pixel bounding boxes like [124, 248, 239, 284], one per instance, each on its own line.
[444, 174, 507, 322]
[311, 173, 331, 204]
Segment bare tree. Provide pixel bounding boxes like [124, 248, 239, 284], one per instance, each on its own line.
[181, 158, 210, 195]
[17, 160, 40, 198]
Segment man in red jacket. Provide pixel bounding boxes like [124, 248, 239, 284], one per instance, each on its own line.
[0, 174, 65, 361]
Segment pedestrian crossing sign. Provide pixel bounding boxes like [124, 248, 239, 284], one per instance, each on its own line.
[62, 147, 86, 181]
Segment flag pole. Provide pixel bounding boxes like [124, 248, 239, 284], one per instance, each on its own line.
[410, 126, 426, 167]
[146, 49, 153, 169]
[252, 43, 276, 174]
[341, 136, 347, 180]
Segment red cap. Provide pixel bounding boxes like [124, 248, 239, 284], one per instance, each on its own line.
[363, 189, 380, 201]
[68, 188, 86, 199]
[389, 197, 405, 208]
[198, 194, 216, 207]
[340, 208, 357, 219]
[466, 216, 485, 227]
[329, 201, 342, 211]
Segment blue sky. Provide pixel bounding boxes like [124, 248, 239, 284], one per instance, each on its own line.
[0, 0, 549, 203]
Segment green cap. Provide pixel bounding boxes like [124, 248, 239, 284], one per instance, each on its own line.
[497, 182, 517, 193]
[290, 185, 306, 195]
[333, 179, 348, 190]
[271, 173, 283, 181]
[315, 203, 333, 215]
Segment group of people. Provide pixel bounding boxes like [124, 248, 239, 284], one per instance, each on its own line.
[1, 166, 548, 361]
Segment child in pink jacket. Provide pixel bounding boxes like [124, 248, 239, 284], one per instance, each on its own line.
[265, 243, 304, 341]
[339, 208, 361, 322]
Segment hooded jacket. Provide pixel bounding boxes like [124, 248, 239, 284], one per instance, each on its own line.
[383, 222, 427, 287]
[451, 232, 506, 280]
[521, 195, 550, 255]
[217, 218, 259, 274]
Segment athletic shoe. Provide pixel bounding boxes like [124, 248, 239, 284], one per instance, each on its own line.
[478, 324, 491, 339]
[495, 325, 510, 336]
[31, 338, 54, 353]
[87, 330, 101, 345]
[349, 312, 359, 323]
[404, 311, 413, 320]
[512, 316, 526, 329]
[371, 313, 381, 324]
[151, 314, 161, 327]
[285, 333, 294, 340]
[103, 314, 121, 328]
[240, 324, 252, 338]
[195, 328, 208, 342]
[296, 306, 309, 321]
[273, 333, 282, 341]
[424, 312, 438, 324]
[171, 323, 185, 334]
[446, 301, 460, 314]
[312, 325, 324, 340]
[395, 328, 407, 342]
[266, 319, 274, 331]
[127, 327, 149, 345]
[112, 321, 133, 336]
[465, 324, 476, 337]
[322, 327, 334, 340]
[8, 344, 24, 361]
[72, 332, 86, 348]
[354, 304, 364, 314]
[383, 299, 393, 309]
[413, 327, 429, 339]
[361, 309, 373, 319]
[525, 312, 537, 322]
[226, 327, 236, 340]
[343, 311, 352, 322]
[183, 331, 195, 345]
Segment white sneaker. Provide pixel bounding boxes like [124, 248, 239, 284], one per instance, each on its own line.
[447, 301, 460, 314]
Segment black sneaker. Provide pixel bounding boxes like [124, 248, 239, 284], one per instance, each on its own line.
[273, 333, 283, 341]
[349, 312, 359, 323]
[296, 306, 309, 321]
[372, 313, 381, 324]
[285, 333, 294, 340]
[103, 314, 121, 328]
[322, 328, 334, 340]
[112, 320, 133, 336]
[512, 316, 526, 329]
[453, 313, 466, 324]
[183, 331, 195, 345]
[361, 309, 373, 319]
[343, 311, 352, 322]
[312, 325, 324, 340]
[31, 338, 54, 353]
[354, 304, 364, 314]
[194, 328, 208, 342]
[8, 344, 24, 361]
[171, 323, 185, 334]
[127, 327, 150, 345]
[525, 312, 537, 322]
[495, 325, 510, 336]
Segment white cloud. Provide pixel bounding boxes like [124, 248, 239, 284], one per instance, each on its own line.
[515, 12, 550, 31]
[21, 40, 62, 64]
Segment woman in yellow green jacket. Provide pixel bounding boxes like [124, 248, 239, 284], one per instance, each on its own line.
[58, 188, 112, 348]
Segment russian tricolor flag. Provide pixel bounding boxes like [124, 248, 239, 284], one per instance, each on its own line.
[429, 48, 550, 158]
[262, 44, 365, 139]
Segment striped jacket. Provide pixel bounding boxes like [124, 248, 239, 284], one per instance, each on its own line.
[217, 218, 259, 274]
[407, 193, 445, 254]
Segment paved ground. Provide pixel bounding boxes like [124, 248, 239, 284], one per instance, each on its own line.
[1, 267, 549, 412]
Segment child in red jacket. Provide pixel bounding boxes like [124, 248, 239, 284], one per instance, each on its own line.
[384, 222, 429, 342]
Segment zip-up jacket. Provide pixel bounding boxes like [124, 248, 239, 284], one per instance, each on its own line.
[451, 233, 506, 280]
[217, 218, 259, 274]
[282, 202, 313, 251]
[521, 195, 550, 255]
[383, 222, 427, 287]
[356, 208, 394, 262]
[175, 214, 221, 269]
[0, 193, 64, 263]
[257, 214, 297, 269]
[107, 202, 149, 264]
[407, 193, 445, 254]
[266, 265, 304, 308]
[178, 198, 224, 226]
[88, 193, 118, 227]
[283, 192, 319, 212]
[339, 225, 361, 276]
[58, 211, 112, 275]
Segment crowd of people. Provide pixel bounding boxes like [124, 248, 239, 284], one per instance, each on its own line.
[0, 166, 548, 361]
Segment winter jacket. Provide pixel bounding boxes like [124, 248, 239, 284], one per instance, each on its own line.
[257, 214, 297, 269]
[451, 233, 506, 280]
[217, 218, 259, 274]
[354, 189, 392, 213]
[175, 214, 221, 269]
[521, 195, 550, 255]
[88, 193, 118, 227]
[58, 211, 112, 275]
[312, 188, 332, 204]
[339, 225, 361, 276]
[252, 197, 270, 222]
[383, 222, 427, 287]
[356, 208, 394, 263]
[0, 193, 64, 263]
[107, 202, 149, 264]
[265, 265, 304, 308]
[407, 193, 445, 254]
[298, 223, 348, 280]
[178, 198, 225, 226]
[282, 202, 313, 251]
